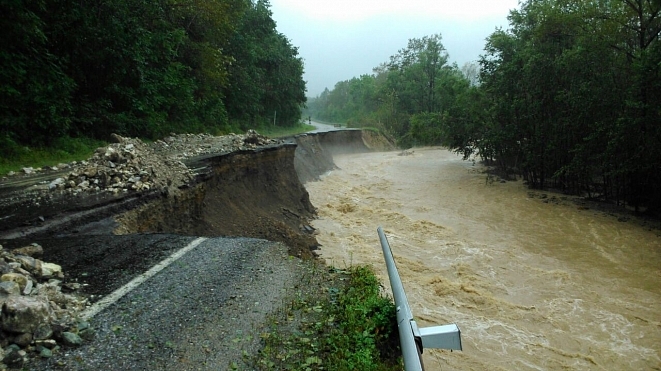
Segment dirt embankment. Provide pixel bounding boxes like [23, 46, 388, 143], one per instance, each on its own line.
[115, 145, 319, 257]
[0, 129, 394, 258]
[294, 129, 394, 183]
[114, 130, 393, 257]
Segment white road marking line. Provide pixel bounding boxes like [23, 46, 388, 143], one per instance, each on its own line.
[80, 237, 208, 320]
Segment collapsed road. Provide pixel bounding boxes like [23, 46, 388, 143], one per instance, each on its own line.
[0, 126, 394, 370]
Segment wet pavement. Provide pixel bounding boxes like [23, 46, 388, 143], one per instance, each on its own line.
[0, 234, 198, 300]
[24, 237, 306, 371]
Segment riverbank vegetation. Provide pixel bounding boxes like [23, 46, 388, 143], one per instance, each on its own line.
[1, 0, 306, 157]
[306, 0, 661, 214]
[251, 264, 401, 371]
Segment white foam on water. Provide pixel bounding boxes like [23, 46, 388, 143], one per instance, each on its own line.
[306, 148, 661, 371]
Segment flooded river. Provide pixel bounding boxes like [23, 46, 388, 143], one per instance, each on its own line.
[305, 147, 661, 370]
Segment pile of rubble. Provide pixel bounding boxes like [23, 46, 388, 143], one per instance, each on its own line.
[47, 134, 193, 196]
[17, 130, 281, 197]
[0, 243, 89, 368]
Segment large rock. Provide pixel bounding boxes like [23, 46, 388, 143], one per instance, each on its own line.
[0, 273, 28, 291]
[1, 296, 52, 334]
[14, 255, 42, 276]
[40, 262, 62, 278]
[0, 281, 20, 296]
[0, 260, 12, 276]
[11, 243, 43, 258]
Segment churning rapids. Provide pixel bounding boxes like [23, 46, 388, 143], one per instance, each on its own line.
[305, 147, 661, 371]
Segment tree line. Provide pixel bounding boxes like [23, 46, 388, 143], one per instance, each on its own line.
[1, 0, 305, 151]
[306, 0, 661, 213]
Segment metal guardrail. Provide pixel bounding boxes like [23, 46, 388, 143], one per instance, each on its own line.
[377, 227, 462, 371]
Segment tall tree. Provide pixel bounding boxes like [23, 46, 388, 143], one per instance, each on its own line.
[0, 0, 74, 147]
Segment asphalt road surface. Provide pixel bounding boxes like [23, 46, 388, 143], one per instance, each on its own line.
[8, 235, 310, 370]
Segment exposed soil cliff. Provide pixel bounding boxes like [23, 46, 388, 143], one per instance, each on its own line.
[115, 145, 319, 257]
[0, 129, 394, 257]
[113, 130, 394, 257]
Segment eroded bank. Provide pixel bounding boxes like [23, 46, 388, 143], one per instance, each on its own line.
[0, 129, 393, 258]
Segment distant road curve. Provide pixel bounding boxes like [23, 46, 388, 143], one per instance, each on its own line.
[308, 120, 350, 133]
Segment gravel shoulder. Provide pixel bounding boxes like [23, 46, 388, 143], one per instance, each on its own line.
[27, 237, 310, 370]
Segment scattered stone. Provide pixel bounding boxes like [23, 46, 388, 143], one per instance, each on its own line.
[244, 129, 272, 146]
[22, 279, 33, 295]
[78, 327, 95, 341]
[0, 273, 28, 292]
[38, 346, 53, 358]
[33, 324, 54, 341]
[22, 167, 34, 175]
[14, 255, 41, 276]
[2, 347, 25, 367]
[13, 333, 32, 347]
[0, 244, 90, 368]
[60, 332, 82, 347]
[35, 339, 57, 349]
[48, 178, 65, 190]
[0, 261, 11, 276]
[40, 262, 62, 279]
[0, 281, 20, 296]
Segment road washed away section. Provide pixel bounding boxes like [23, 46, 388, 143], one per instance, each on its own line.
[0, 129, 390, 256]
[0, 129, 392, 369]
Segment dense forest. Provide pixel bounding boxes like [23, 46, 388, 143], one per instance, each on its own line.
[1, 0, 305, 150]
[306, 0, 661, 213]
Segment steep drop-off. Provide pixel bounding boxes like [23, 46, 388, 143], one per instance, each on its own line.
[0, 130, 393, 256]
[115, 144, 319, 257]
[114, 130, 392, 257]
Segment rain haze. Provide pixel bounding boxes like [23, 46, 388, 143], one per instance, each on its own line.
[269, 0, 519, 97]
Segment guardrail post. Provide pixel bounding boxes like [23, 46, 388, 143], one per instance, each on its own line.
[377, 227, 462, 371]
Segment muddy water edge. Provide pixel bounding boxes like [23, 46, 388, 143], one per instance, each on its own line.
[305, 147, 661, 371]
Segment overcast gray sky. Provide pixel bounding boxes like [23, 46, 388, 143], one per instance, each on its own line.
[269, 0, 519, 97]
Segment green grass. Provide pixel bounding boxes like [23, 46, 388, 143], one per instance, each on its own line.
[0, 123, 315, 177]
[0, 137, 107, 177]
[256, 123, 316, 138]
[250, 264, 401, 371]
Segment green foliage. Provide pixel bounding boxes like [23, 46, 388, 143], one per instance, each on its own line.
[307, 1, 661, 211]
[472, 0, 661, 210]
[254, 265, 401, 371]
[1, 0, 306, 151]
[0, 0, 74, 147]
[0, 136, 106, 176]
[258, 123, 315, 138]
[224, 0, 306, 130]
[306, 34, 474, 148]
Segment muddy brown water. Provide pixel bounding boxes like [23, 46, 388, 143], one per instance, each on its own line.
[305, 147, 661, 371]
